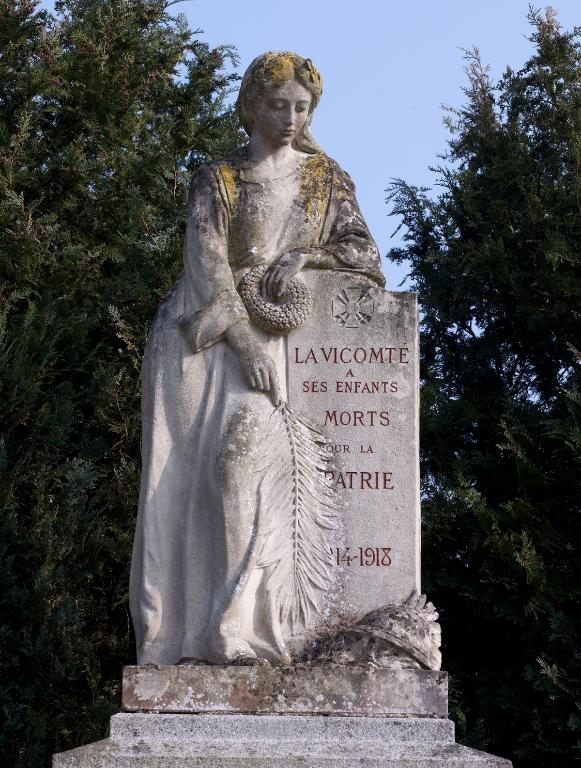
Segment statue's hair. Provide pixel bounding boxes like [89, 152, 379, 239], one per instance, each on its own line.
[236, 52, 323, 154]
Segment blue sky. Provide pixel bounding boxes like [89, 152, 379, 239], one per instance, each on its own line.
[40, 1, 579, 286]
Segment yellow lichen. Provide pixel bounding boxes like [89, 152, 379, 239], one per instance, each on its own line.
[299, 153, 330, 223]
[267, 52, 297, 82]
[220, 163, 238, 211]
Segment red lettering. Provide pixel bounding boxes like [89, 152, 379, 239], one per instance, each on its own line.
[305, 349, 317, 363]
[302, 380, 328, 393]
[325, 471, 395, 490]
[339, 348, 352, 363]
[383, 472, 394, 490]
[324, 411, 338, 426]
[360, 472, 373, 489]
[321, 348, 334, 363]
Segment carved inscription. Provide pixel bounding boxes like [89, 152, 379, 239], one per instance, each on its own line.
[287, 273, 420, 614]
[324, 411, 390, 427]
[333, 547, 392, 567]
[294, 346, 409, 364]
[291, 342, 410, 497]
[324, 470, 394, 490]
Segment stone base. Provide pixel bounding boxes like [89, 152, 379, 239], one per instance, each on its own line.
[122, 665, 448, 717]
[53, 713, 512, 767]
[53, 667, 511, 766]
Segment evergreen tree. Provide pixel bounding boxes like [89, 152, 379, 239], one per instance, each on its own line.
[0, 2, 241, 766]
[388, 9, 580, 766]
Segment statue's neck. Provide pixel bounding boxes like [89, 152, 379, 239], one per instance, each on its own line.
[247, 135, 307, 180]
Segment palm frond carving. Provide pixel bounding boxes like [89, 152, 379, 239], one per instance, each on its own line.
[257, 401, 340, 633]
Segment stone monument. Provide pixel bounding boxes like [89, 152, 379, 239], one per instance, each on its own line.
[53, 51, 512, 767]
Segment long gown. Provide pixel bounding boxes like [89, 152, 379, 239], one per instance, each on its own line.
[129, 147, 385, 665]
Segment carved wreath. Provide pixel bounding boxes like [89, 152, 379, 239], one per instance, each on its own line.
[237, 265, 313, 333]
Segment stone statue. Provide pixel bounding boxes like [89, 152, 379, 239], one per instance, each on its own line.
[53, 51, 510, 768]
[129, 51, 386, 667]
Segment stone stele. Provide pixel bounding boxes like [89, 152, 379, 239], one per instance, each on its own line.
[287, 270, 420, 624]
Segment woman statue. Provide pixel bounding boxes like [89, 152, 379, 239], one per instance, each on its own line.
[129, 52, 385, 667]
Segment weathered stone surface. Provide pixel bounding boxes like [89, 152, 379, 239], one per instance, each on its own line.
[305, 593, 441, 671]
[130, 52, 388, 669]
[109, 713, 455, 742]
[287, 270, 420, 622]
[52, 713, 513, 767]
[121, 665, 448, 717]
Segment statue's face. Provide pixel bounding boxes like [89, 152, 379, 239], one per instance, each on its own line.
[251, 79, 312, 148]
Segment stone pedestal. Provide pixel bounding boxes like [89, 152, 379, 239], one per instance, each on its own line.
[121, 665, 448, 717]
[52, 666, 512, 767]
[53, 712, 511, 767]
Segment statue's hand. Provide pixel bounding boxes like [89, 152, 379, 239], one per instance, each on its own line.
[261, 250, 308, 302]
[226, 322, 281, 405]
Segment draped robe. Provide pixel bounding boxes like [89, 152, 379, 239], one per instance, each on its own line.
[129, 148, 385, 665]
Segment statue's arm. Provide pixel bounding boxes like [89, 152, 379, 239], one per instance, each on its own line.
[180, 164, 250, 352]
[261, 163, 385, 301]
[180, 164, 280, 402]
[302, 164, 385, 287]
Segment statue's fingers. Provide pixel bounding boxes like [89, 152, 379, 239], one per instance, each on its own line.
[260, 268, 273, 298]
[277, 273, 289, 299]
[271, 270, 285, 301]
[262, 367, 271, 394]
[273, 266, 287, 298]
[248, 364, 263, 390]
[262, 365, 275, 391]
[269, 367, 281, 406]
[268, 271, 281, 302]
[260, 366, 270, 391]
[262, 270, 273, 301]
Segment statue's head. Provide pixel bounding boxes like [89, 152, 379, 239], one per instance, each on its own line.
[236, 52, 323, 154]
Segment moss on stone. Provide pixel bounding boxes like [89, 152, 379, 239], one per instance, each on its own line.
[299, 153, 331, 223]
[220, 162, 239, 212]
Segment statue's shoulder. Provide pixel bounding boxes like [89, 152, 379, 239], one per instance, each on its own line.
[198, 146, 250, 177]
[301, 152, 355, 189]
[325, 155, 357, 190]
[299, 153, 358, 207]
[189, 147, 249, 202]
[298, 151, 340, 189]
[301, 151, 334, 173]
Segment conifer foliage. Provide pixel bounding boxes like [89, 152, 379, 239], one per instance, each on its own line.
[0, 2, 241, 765]
[388, 10, 580, 766]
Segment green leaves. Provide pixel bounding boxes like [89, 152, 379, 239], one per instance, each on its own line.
[0, 2, 241, 766]
[388, 9, 581, 767]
